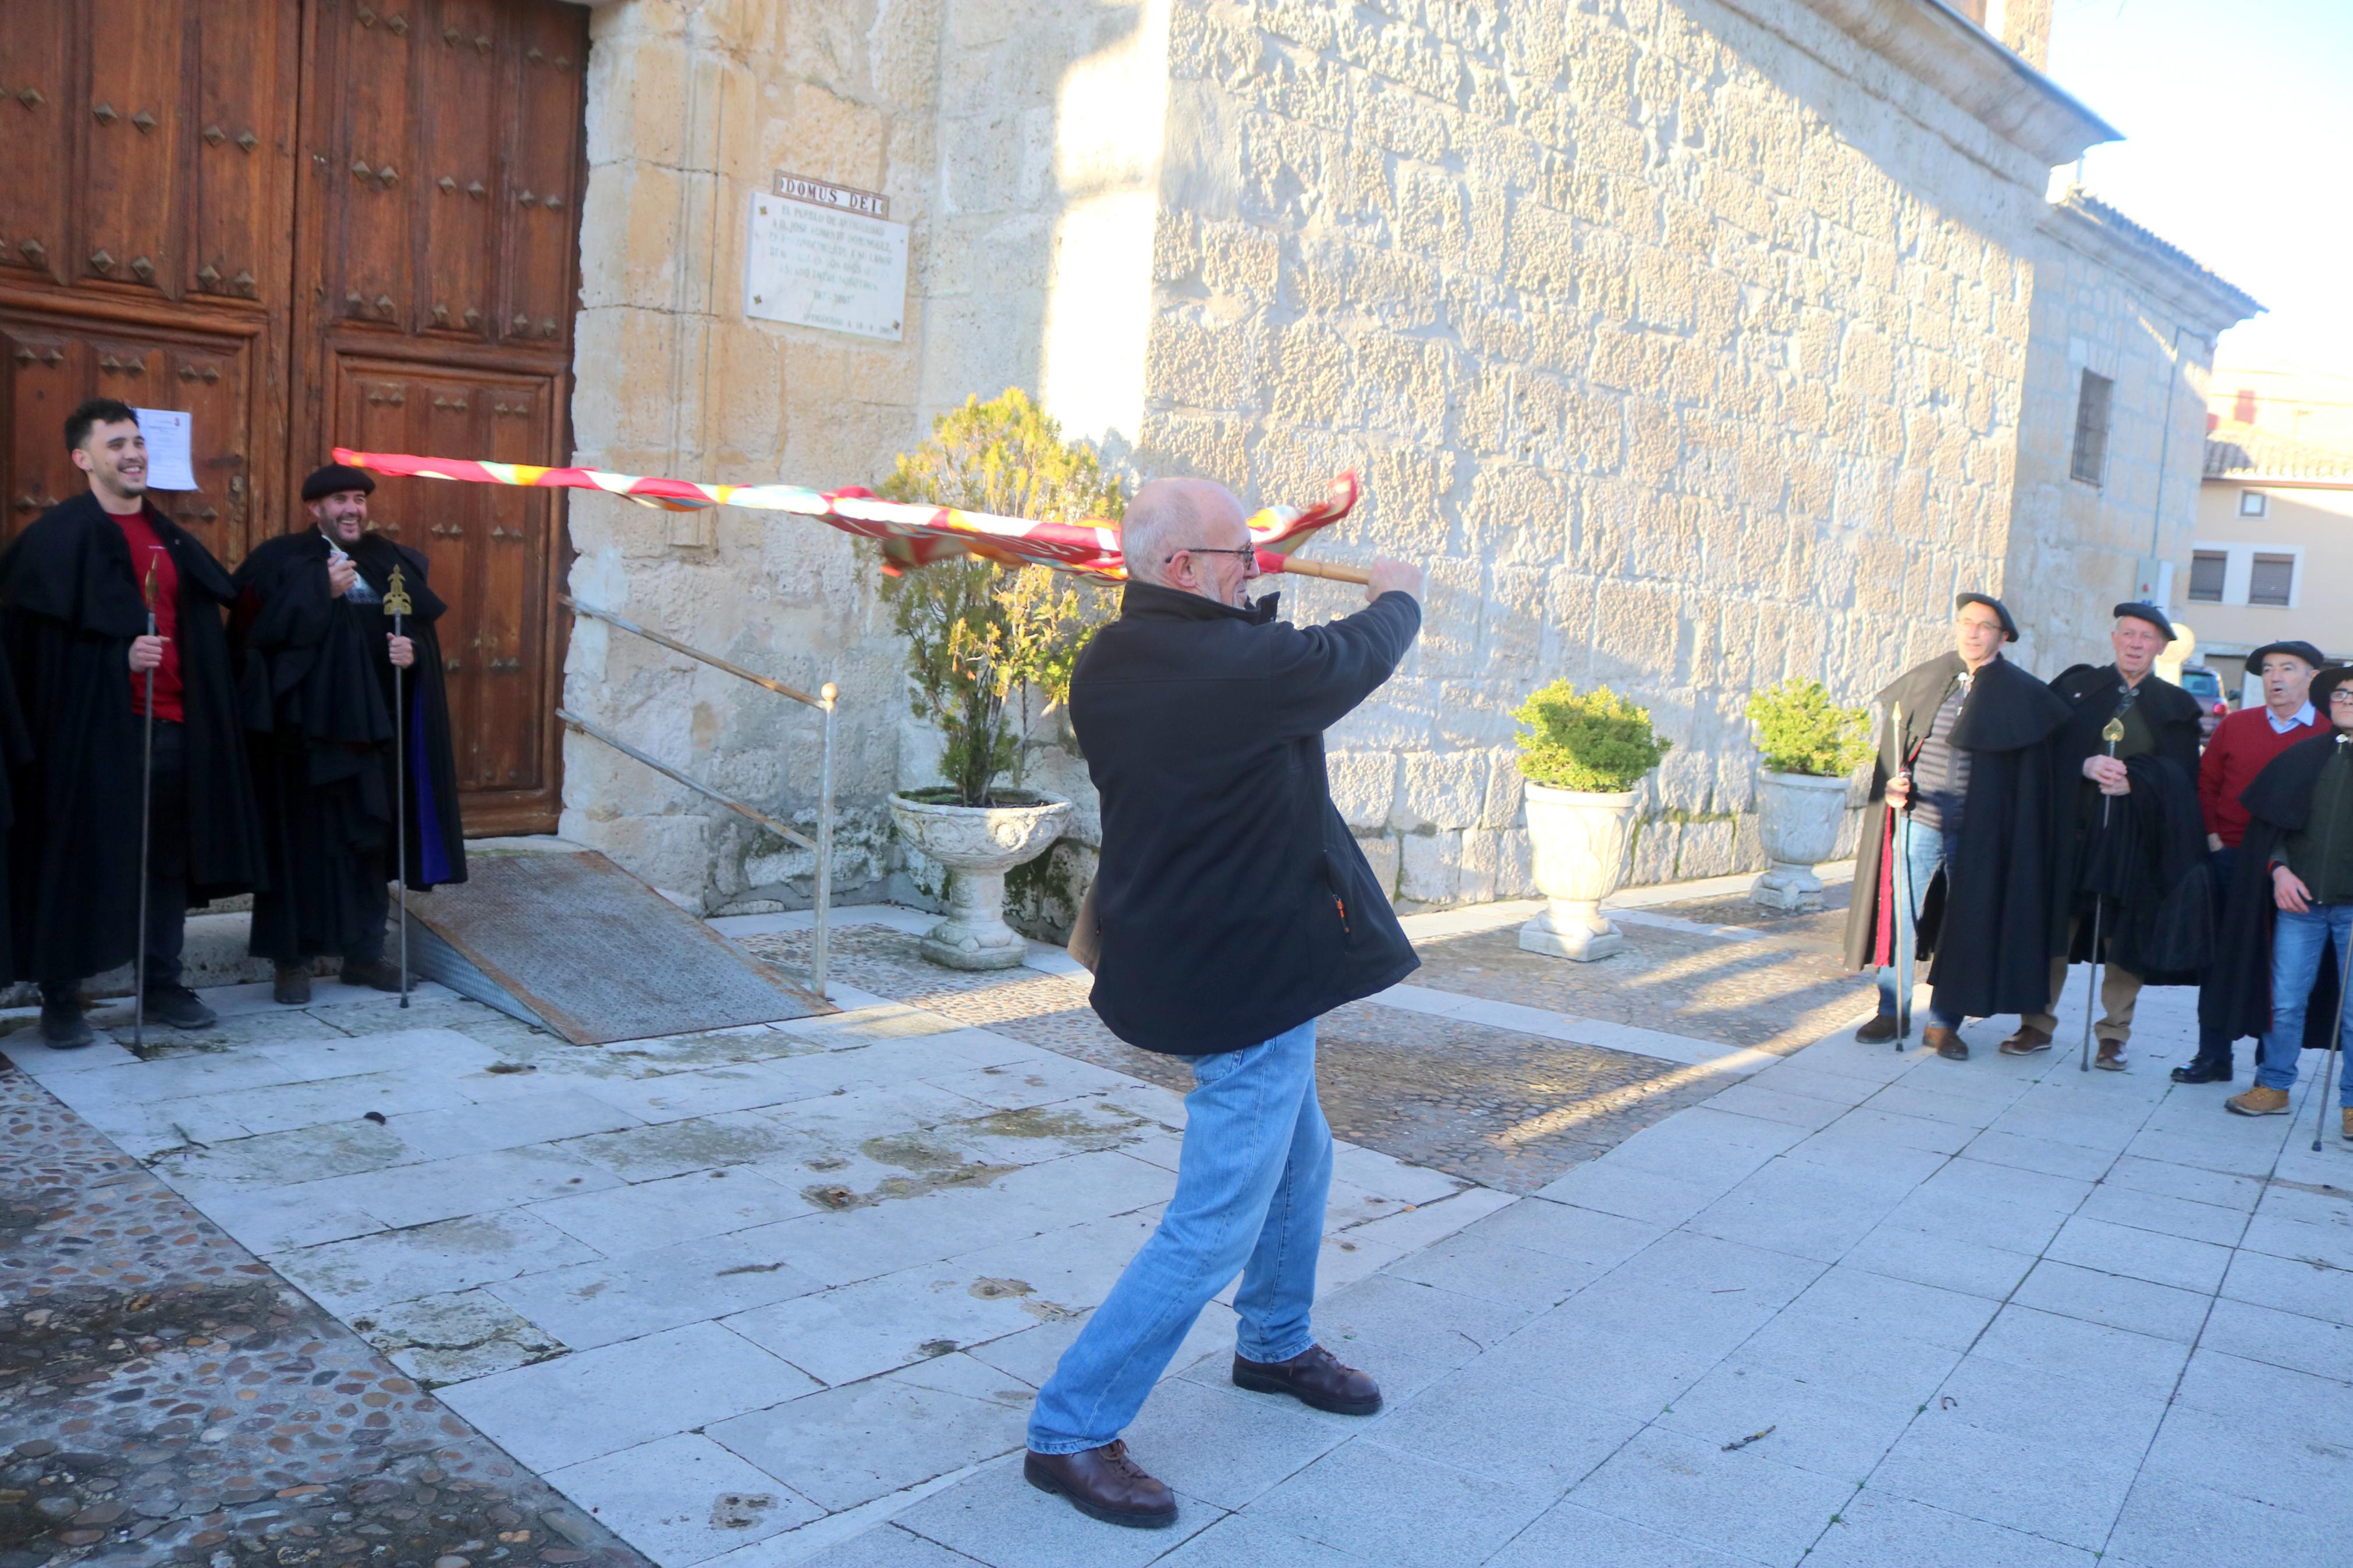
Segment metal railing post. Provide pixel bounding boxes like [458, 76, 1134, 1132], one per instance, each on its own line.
[815, 683, 837, 1000]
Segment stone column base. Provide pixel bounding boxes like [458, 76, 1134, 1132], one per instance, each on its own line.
[1751, 862, 1825, 913]
[1519, 899, 1624, 962]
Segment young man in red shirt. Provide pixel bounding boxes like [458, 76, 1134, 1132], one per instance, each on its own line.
[2182, 640, 2329, 1082]
[0, 398, 262, 1047]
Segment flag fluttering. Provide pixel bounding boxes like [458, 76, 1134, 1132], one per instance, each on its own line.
[331, 449, 1358, 582]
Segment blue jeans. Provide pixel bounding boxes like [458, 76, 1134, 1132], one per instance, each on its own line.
[2256, 904, 2353, 1104]
[1027, 1018, 1330, 1453]
[1875, 819, 1963, 1031]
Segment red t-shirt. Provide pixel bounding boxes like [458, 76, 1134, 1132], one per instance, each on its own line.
[2199, 703, 2326, 847]
[115, 509, 184, 723]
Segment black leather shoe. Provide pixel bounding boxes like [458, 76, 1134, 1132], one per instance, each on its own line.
[1233, 1343, 1382, 1415]
[144, 986, 218, 1030]
[2171, 1057, 2233, 1084]
[273, 963, 313, 1007]
[340, 958, 405, 993]
[1023, 1441, 1177, 1528]
[1854, 1015, 1899, 1044]
[39, 996, 94, 1050]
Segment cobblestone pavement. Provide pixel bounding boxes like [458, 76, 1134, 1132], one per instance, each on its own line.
[737, 927, 1731, 1194]
[0, 1060, 648, 1568]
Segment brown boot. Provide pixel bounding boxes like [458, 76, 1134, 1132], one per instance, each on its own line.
[1998, 1025, 2052, 1057]
[1232, 1343, 1382, 1415]
[2095, 1040, 2128, 1072]
[272, 963, 312, 1006]
[2226, 1086, 2291, 1117]
[2341, 1107, 2351, 1144]
[340, 958, 404, 993]
[1854, 1015, 1899, 1044]
[1023, 1441, 1176, 1528]
[1924, 1026, 1968, 1061]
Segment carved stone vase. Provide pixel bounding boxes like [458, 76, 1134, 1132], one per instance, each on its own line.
[1751, 769, 1851, 913]
[1519, 783, 1639, 962]
[890, 791, 1071, 970]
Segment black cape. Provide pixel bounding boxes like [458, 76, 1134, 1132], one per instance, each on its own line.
[0, 492, 264, 983]
[1842, 652, 2072, 1017]
[2046, 665, 2209, 983]
[2199, 733, 2344, 1050]
[233, 531, 464, 961]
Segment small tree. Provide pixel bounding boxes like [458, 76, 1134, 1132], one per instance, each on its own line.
[879, 390, 1122, 806]
[1744, 679, 1872, 778]
[1511, 681, 1672, 794]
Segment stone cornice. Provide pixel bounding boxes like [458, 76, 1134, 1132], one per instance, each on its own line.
[1761, 0, 2121, 166]
[2040, 190, 2264, 337]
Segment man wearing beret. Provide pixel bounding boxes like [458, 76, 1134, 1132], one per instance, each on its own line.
[2012, 604, 2209, 1068]
[2205, 663, 2353, 1133]
[2180, 639, 2328, 1083]
[232, 464, 466, 1003]
[1843, 593, 2072, 1060]
[0, 398, 264, 1046]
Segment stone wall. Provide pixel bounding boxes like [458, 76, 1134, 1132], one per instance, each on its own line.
[1126, 0, 2071, 905]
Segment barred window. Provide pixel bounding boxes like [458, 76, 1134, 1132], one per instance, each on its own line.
[2071, 370, 2113, 486]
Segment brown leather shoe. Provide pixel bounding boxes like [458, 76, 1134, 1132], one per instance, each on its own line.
[1232, 1343, 1382, 1415]
[340, 958, 405, 993]
[1998, 1025, 2051, 1057]
[272, 963, 312, 1007]
[1023, 1441, 1176, 1528]
[2095, 1040, 2128, 1072]
[1854, 1014, 1899, 1044]
[1924, 1027, 1968, 1061]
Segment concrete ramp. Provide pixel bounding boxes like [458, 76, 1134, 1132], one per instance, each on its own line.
[402, 845, 829, 1044]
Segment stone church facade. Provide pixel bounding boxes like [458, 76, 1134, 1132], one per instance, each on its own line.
[555, 0, 2256, 920]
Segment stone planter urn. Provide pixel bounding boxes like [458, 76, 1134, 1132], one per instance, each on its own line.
[890, 791, 1071, 970]
[1751, 769, 1851, 913]
[1519, 783, 1639, 962]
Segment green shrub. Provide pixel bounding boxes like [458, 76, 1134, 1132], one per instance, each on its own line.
[1744, 679, 1871, 778]
[879, 390, 1122, 806]
[1511, 681, 1672, 794]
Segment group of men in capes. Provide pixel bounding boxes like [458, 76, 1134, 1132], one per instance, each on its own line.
[0, 397, 468, 1049]
[1845, 591, 2353, 1139]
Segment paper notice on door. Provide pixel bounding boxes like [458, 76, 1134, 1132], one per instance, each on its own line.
[132, 407, 197, 490]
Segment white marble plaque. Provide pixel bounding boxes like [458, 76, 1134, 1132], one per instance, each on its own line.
[744, 191, 908, 343]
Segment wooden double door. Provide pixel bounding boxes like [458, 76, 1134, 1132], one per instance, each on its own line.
[0, 0, 587, 834]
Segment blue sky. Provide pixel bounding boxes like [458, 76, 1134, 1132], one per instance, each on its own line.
[2042, 0, 2353, 372]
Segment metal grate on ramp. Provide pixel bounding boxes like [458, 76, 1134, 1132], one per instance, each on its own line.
[402, 847, 830, 1044]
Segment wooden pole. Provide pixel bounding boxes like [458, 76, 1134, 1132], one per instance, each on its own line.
[1263, 554, 1372, 586]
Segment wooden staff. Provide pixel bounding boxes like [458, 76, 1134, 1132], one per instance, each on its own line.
[1262, 553, 1371, 585]
[386, 563, 413, 1009]
[2081, 716, 2127, 1072]
[1890, 703, 1913, 1047]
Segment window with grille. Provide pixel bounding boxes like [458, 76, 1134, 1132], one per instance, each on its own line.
[2239, 490, 2268, 517]
[2248, 553, 2296, 607]
[2188, 552, 2227, 603]
[2070, 371, 2113, 486]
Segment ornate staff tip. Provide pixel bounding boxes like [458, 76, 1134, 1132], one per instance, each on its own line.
[385, 563, 414, 617]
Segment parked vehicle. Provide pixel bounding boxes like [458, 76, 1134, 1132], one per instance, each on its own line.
[2179, 664, 2228, 739]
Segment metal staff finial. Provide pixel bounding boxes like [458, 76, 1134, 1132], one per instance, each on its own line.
[2080, 715, 2128, 1073]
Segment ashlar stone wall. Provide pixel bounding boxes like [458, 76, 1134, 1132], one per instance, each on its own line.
[1131, 0, 2063, 905]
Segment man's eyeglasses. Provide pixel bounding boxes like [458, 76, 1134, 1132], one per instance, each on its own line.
[1167, 543, 1259, 567]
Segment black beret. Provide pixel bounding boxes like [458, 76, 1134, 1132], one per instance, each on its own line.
[2246, 640, 2327, 675]
[300, 463, 377, 502]
[2312, 666, 2353, 714]
[1954, 592, 2018, 643]
[2112, 602, 2176, 641]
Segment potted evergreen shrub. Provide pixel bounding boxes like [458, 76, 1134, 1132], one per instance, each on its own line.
[1511, 681, 1672, 961]
[1743, 680, 1871, 912]
[881, 390, 1120, 969]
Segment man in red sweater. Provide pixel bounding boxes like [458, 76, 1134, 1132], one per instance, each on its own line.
[2182, 639, 2329, 1082]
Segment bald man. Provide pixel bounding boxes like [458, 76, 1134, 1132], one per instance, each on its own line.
[1021, 479, 1423, 1528]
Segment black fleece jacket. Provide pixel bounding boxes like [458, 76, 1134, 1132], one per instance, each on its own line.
[1069, 580, 1422, 1053]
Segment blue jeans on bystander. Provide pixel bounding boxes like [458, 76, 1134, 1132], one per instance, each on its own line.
[1026, 1018, 1330, 1454]
[2256, 904, 2353, 1105]
[1875, 819, 1964, 1032]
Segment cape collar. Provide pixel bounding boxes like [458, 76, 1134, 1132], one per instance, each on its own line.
[1119, 578, 1281, 626]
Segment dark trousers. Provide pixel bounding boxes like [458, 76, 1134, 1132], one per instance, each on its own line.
[41, 719, 186, 1003]
[2194, 846, 2241, 1066]
[347, 874, 389, 965]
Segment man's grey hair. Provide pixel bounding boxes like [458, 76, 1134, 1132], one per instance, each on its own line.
[1121, 478, 1243, 586]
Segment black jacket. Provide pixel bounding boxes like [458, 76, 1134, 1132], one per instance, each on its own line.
[2201, 733, 2345, 1048]
[2046, 665, 2207, 980]
[1841, 652, 2071, 1016]
[0, 492, 264, 982]
[1069, 581, 1421, 1053]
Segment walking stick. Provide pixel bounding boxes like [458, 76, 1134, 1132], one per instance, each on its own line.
[2079, 717, 2127, 1073]
[1890, 703, 1914, 1048]
[134, 553, 161, 1050]
[386, 564, 413, 1009]
[2315, 913, 2353, 1154]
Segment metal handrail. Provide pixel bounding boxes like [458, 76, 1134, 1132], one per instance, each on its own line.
[563, 598, 837, 1000]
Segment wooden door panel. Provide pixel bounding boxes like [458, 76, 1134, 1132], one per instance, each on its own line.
[324, 0, 420, 335]
[419, 0, 502, 343]
[190, 0, 282, 305]
[80, 0, 187, 298]
[0, 7, 72, 287]
[500, 6, 585, 350]
[1, 310, 258, 564]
